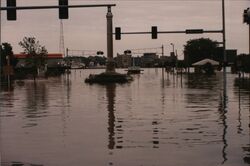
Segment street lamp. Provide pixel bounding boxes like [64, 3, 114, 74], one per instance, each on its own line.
[170, 43, 178, 70]
[170, 43, 175, 56]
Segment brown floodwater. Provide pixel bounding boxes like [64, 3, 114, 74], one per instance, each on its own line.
[0, 68, 249, 166]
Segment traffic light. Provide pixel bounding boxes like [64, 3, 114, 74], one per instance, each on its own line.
[124, 50, 131, 54]
[243, 8, 249, 24]
[151, 26, 157, 39]
[59, 0, 68, 19]
[97, 51, 104, 55]
[7, 0, 16, 21]
[115, 27, 121, 40]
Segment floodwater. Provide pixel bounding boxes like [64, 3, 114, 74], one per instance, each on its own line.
[0, 69, 249, 166]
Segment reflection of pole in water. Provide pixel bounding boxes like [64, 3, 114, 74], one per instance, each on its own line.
[237, 85, 243, 134]
[172, 73, 175, 88]
[152, 120, 159, 148]
[244, 89, 250, 164]
[106, 84, 116, 150]
[242, 90, 250, 164]
[219, 92, 228, 164]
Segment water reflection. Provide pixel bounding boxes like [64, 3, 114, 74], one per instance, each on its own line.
[1, 161, 43, 166]
[237, 83, 243, 134]
[233, 77, 250, 164]
[152, 120, 160, 149]
[1, 70, 250, 166]
[106, 83, 117, 150]
[184, 72, 230, 164]
[185, 74, 221, 108]
[186, 73, 221, 90]
[234, 77, 250, 91]
[23, 81, 49, 128]
[218, 92, 228, 164]
[0, 88, 15, 118]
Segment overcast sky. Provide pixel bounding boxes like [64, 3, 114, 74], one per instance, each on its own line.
[1, 0, 249, 59]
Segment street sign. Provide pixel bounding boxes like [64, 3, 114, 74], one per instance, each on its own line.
[3, 65, 14, 76]
[185, 29, 204, 34]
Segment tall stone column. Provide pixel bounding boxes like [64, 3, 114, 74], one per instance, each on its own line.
[106, 6, 115, 73]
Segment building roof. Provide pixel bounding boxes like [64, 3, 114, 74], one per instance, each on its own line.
[15, 53, 63, 59]
[192, 58, 219, 66]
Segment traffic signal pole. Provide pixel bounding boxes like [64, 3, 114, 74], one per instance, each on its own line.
[222, 0, 227, 70]
[1, 3, 116, 75]
[222, 0, 227, 101]
[0, 0, 1, 89]
[0, 4, 116, 11]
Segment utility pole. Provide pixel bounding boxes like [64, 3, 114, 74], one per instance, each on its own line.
[222, 0, 226, 71]
[161, 45, 164, 79]
[66, 48, 69, 78]
[244, 8, 250, 55]
[222, 0, 227, 100]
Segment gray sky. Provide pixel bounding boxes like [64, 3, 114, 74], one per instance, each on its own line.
[1, 0, 249, 59]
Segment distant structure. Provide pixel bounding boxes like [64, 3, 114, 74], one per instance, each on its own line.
[116, 53, 132, 68]
[141, 53, 159, 67]
[15, 53, 64, 68]
[59, 20, 65, 57]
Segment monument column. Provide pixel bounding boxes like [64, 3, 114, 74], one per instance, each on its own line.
[106, 6, 115, 72]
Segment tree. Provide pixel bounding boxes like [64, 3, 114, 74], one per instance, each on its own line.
[184, 38, 219, 66]
[1, 42, 17, 67]
[0, 43, 17, 81]
[19, 37, 48, 79]
[236, 53, 250, 73]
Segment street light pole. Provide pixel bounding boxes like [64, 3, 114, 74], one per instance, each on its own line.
[171, 43, 178, 72]
[170, 43, 175, 55]
[249, 24, 250, 55]
[162, 44, 164, 79]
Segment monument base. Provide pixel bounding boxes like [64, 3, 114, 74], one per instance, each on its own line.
[85, 72, 133, 84]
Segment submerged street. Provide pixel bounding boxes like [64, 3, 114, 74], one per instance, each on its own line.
[0, 69, 249, 166]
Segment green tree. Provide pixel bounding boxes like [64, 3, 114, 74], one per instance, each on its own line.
[184, 38, 219, 66]
[19, 37, 48, 79]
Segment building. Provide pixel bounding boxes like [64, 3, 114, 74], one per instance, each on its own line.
[141, 53, 159, 67]
[160, 54, 177, 67]
[15, 53, 64, 68]
[213, 48, 237, 65]
[184, 48, 237, 67]
[116, 53, 132, 68]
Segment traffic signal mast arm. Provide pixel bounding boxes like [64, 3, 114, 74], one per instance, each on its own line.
[1, 2, 116, 20]
[1, 4, 116, 10]
[114, 29, 222, 35]
[114, 27, 223, 40]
